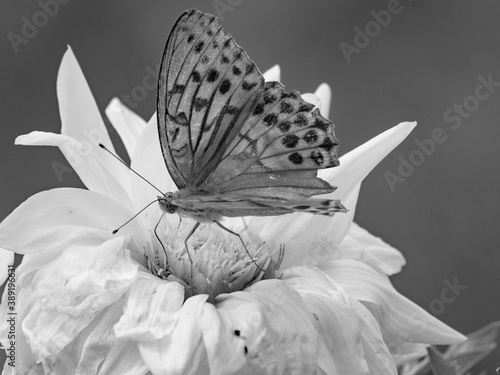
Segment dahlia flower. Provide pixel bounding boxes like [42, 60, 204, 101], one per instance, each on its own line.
[0, 47, 467, 375]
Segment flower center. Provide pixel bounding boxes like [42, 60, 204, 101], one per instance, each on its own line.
[145, 218, 283, 303]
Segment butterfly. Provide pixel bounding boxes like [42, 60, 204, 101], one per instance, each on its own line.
[156, 9, 346, 250]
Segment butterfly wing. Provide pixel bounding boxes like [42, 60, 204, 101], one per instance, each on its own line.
[157, 9, 265, 189]
[173, 194, 346, 217]
[204, 81, 340, 200]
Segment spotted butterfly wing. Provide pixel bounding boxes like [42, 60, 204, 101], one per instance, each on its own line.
[158, 9, 345, 218]
[157, 9, 264, 188]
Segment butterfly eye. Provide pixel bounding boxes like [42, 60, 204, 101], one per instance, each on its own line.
[158, 198, 177, 214]
[165, 192, 174, 201]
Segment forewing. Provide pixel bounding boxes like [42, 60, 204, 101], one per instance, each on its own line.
[157, 9, 265, 189]
[175, 194, 346, 218]
[204, 81, 340, 199]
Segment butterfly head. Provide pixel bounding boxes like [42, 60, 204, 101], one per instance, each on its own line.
[158, 192, 177, 214]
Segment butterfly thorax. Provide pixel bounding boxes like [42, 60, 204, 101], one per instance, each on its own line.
[158, 190, 223, 223]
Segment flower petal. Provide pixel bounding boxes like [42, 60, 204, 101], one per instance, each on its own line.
[57, 47, 114, 152]
[130, 114, 175, 219]
[318, 258, 467, 348]
[301, 93, 321, 110]
[105, 98, 147, 159]
[16, 131, 134, 206]
[124, 292, 210, 375]
[17, 236, 138, 362]
[320, 121, 417, 202]
[283, 266, 396, 375]
[0, 188, 147, 260]
[54, 299, 149, 375]
[114, 275, 185, 341]
[314, 83, 332, 119]
[213, 279, 320, 374]
[262, 64, 281, 82]
[338, 222, 406, 276]
[0, 248, 14, 285]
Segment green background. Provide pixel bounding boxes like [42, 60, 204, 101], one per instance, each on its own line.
[1, 0, 499, 372]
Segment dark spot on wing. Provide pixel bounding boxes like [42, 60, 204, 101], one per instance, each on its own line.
[232, 66, 242, 75]
[187, 34, 195, 43]
[289, 152, 303, 165]
[294, 113, 308, 127]
[282, 134, 299, 148]
[193, 97, 209, 111]
[278, 120, 291, 133]
[242, 81, 257, 91]
[219, 79, 231, 94]
[207, 68, 219, 82]
[320, 137, 336, 151]
[192, 71, 201, 83]
[293, 205, 310, 210]
[310, 150, 324, 166]
[263, 93, 277, 105]
[280, 101, 294, 114]
[221, 54, 230, 64]
[253, 103, 265, 116]
[298, 103, 314, 112]
[263, 114, 278, 127]
[170, 84, 185, 95]
[201, 55, 209, 64]
[245, 64, 254, 75]
[303, 130, 319, 144]
[314, 117, 330, 132]
[195, 41, 204, 53]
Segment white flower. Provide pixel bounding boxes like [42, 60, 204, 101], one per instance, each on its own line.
[0, 48, 465, 375]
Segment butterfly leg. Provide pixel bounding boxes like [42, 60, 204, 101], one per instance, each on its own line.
[213, 221, 264, 273]
[154, 212, 170, 277]
[184, 221, 201, 286]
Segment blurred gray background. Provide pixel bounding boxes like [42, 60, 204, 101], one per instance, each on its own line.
[1, 0, 499, 372]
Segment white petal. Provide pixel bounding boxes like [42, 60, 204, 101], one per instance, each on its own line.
[57, 47, 114, 152]
[54, 300, 148, 375]
[0, 188, 148, 259]
[20, 236, 138, 362]
[301, 93, 321, 110]
[320, 121, 417, 201]
[114, 275, 184, 341]
[283, 266, 396, 374]
[130, 114, 176, 222]
[105, 98, 147, 159]
[318, 258, 467, 346]
[262, 64, 280, 82]
[214, 280, 320, 374]
[16, 131, 133, 206]
[338, 222, 406, 276]
[134, 294, 210, 375]
[314, 83, 332, 119]
[0, 248, 14, 285]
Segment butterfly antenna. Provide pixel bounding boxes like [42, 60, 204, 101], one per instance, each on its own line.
[112, 199, 160, 234]
[98, 143, 164, 195]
